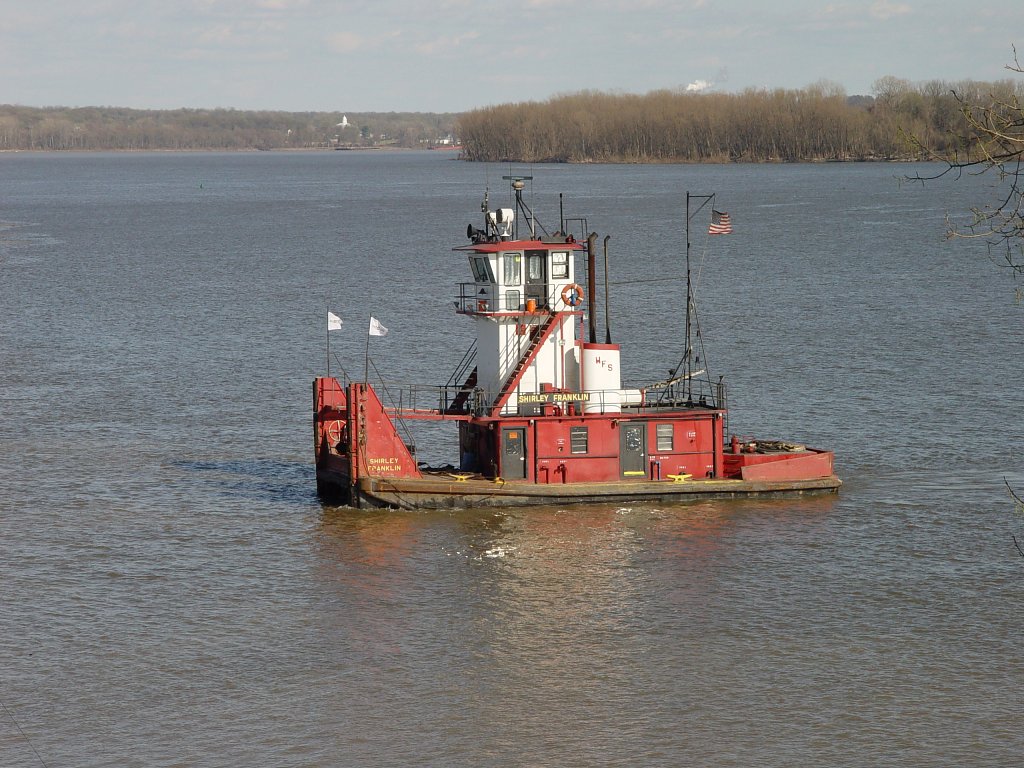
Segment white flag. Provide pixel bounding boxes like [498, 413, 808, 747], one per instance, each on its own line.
[327, 311, 343, 331]
[368, 316, 388, 337]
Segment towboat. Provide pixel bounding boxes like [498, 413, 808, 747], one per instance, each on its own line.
[314, 179, 840, 509]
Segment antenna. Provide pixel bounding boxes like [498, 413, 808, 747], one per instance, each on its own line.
[502, 175, 536, 239]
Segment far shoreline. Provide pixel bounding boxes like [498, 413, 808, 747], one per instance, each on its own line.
[0, 147, 925, 164]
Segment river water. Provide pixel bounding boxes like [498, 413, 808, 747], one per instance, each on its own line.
[1, 151, 1021, 766]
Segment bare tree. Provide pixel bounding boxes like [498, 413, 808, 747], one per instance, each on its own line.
[906, 48, 1024, 279]
[905, 51, 1024, 559]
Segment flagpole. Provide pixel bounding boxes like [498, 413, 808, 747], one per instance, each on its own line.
[324, 296, 330, 378]
[364, 315, 371, 383]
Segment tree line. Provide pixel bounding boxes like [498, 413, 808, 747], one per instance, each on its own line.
[0, 105, 459, 151]
[4, 75, 1021, 162]
[457, 78, 1024, 163]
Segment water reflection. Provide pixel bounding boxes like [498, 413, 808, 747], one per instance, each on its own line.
[310, 498, 839, 763]
[313, 497, 839, 648]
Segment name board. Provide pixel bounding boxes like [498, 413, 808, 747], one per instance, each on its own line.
[367, 456, 404, 474]
[518, 392, 591, 405]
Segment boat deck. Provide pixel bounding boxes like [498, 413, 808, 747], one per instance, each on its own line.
[350, 471, 842, 510]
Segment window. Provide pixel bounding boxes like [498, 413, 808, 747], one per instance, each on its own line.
[551, 251, 569, 279]
[570, 426, 589, 454]
[471, 256, 495, 284]
[503, 253, 521, 285]
[505, 289, 521, 310]
[526, 252, 545, 281]
[656, 424, 674, 451]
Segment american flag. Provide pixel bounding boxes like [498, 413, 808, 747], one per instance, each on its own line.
[708, 210, 732, 235]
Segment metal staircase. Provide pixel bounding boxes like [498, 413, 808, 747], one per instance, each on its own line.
[444, 366, 478, 414]
[489, 313, 561, 416]
[441, 341, 477, 414]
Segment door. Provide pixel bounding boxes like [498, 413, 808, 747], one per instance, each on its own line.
[620, 422, 647, 478]
[502, 427, 527, 480]
[525, 250, 547, 309]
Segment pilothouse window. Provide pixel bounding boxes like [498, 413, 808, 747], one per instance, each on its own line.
[552, 251, 569, 279]
[471, 256, 496, 284]
[503, 253, 521, 285]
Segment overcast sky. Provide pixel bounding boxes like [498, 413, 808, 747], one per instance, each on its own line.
[2, 0, 1020, 113]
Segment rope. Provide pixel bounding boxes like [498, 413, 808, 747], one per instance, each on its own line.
[0, 698, 48, 768]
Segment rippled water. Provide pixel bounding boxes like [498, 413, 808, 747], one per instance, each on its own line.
[1, 151, 1021, 766]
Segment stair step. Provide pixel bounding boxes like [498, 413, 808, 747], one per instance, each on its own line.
[490, 313, 561, 413]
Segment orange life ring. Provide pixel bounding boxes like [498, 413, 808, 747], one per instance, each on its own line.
[477, 299, 488, 312]
[561, 283, 584, 307]
[326, 420, 343, 446]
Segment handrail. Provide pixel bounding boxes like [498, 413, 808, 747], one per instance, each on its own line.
[490, 313, 561, 416]
[456, 282, 562, 313]
[632, 376, 725, 410]
[374, 379, 727, 420]
[445, 340, 477, 388]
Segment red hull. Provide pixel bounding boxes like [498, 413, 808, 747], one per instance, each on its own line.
[314, 377, 839, 509]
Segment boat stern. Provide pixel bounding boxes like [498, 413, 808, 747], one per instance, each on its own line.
[314, 378, 423, 506]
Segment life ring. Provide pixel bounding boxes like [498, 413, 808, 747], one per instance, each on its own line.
[325, 420, 343, 446]
[561, 283, 584, 307]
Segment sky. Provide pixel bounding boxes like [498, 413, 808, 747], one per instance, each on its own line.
[2, 0, 1021, 113]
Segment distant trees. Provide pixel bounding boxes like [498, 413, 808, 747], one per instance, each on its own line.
[458, 78, 1024, 165]
[0, 106, 459, 151]
[7, 71, 1024, 181]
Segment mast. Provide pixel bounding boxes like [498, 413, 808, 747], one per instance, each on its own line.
[685, 193, 692, 401]
[684, 192, 714, 402]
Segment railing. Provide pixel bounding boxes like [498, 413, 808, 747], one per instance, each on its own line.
[368, 380, 476, 417]
[499, 315, 551, 379]
[367, 377, 728, 423]
[445, 340, 476, 389]
[456, 282, 558, 313]
[632, 376, 726, 411]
